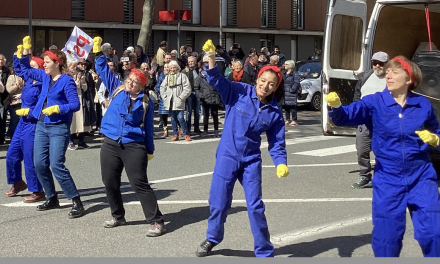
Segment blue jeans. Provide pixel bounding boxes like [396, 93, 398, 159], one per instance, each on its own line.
[8, 105, 20, 139]
[284, 105, 297, 121]
[34, 121, 79, 200]
[169, 110, 188, 136]
[186, 92, 200, 131]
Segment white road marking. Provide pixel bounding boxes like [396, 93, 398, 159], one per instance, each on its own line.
[1, 198, 372, 208]
[262, 161, 375, 168]
[271, 215, 373, 246]
[293, 144, 356, 157]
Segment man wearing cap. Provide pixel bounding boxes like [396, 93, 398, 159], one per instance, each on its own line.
[351, 51, 389, 189]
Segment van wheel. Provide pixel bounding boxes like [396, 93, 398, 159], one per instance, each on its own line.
[309, 92, 321, 111]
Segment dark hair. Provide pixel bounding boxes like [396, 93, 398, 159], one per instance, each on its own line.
[160, 41, 167, 47]
[44, 50, 68, 74]
[274, 45, 280, 50]
[249, 48, 257, 55]
[258, 69, 285, 102]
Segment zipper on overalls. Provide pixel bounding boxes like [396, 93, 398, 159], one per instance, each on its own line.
[398, 108, 409, 190]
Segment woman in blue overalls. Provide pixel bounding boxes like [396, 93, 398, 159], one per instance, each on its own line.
[5, 47, 44, 202]
[325, 56, 440, 257]
[196, 41, 289, 257]
[19, 36, 83, 219]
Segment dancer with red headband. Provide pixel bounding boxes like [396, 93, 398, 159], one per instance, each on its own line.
[19, 36, 84, 219]
[5, 45, 45, 202]
[92, 37, 165, 237]
[325, 56, 440, 257]
[195, 40, 288, 257]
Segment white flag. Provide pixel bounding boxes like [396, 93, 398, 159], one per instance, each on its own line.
[62, 26, 94, 63]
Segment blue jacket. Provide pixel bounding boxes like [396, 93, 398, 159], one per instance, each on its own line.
[13, 55, 42, 123]
[95, 54, 155, 153]
[19, 55, 80, 123]
[205, 65, 286, 166]
[330, 88, 440, 182]
[282, 70, 301, 106]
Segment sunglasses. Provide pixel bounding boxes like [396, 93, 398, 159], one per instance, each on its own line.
[371, 60, 385, 67]
[142, 68, 149, 71]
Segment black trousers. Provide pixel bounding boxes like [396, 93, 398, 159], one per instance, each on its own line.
[202, 104, 219, 131]
[100, 137, 163, 224]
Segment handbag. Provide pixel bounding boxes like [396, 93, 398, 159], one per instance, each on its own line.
[148, 90, 159, 103]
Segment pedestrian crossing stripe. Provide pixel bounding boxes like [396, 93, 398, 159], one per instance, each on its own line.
[293, 144, 356, 157]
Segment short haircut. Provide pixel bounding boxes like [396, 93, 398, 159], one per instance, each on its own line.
[270, 55, 279, 62]
[285, 60, 295, 69]
[384, 55, 422, 91]
[274, 45, 280, 50]
[0, 54, 6, 63]
[168, 60, 181, 71]
[188, 56, 197, 63]
[160, 41, 167, 47]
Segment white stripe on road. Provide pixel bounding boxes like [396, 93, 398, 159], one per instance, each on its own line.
[293, 145, 356, 157]
[1, 198, 372, 208]
[262, 161, 375, 168]
[271, 215, 373, 246]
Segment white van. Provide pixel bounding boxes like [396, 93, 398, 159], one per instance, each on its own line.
[321, 0, 440, 168]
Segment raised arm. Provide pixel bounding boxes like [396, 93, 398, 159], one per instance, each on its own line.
[94, 54, 122, 95]
[19, 55, 45, 82]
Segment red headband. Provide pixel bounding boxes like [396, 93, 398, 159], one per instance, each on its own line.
[258, 65, 283, 87]
[130, 69, 148, 87]
[44, 51, 63, 65]
[391, 57, 415, 84]
[31, 56, 44, 69]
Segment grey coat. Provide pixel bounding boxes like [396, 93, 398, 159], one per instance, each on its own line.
[160, 72, 192, 111]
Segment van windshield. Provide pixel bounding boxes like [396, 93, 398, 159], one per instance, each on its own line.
[298, 62, 322, 79]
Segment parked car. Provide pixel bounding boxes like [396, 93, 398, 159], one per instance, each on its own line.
[295, 60, 322, 111]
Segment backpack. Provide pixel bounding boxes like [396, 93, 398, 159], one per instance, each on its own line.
[109, 86, 149, 125]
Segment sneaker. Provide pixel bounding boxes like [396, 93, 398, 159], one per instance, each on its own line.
[78, 142, 90, 149]
[171, 135, 179, 141]
[103, 217, 126, 228]
[201, 131, 208, 137]
[185, 135, 192, 141]
[68, 143, 78, 150]
[23, 190, 45, 203]
[146, 221, 166, 237]
[214, 130, 219, 138]
[352, 176, 373, 189]
[5, 180, 28, 197]
[196, 239, 218, 257]
[194, 128, 203, 134]
[158, 121, 164, 128]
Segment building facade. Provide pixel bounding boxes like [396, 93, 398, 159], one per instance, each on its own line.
[0, 0, 327, 62]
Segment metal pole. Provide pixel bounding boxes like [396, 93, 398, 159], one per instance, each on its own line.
[28, 0, 32, 39]
[177, 9, 180, 58]
[166, 0, 170, 45]
[219, 0, 222, 47]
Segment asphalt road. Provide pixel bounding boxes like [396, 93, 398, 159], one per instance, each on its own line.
[0, 108, 428, 257]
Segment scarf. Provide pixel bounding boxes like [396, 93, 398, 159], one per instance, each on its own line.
[168, 73, 177, 86]
[233, 70, 244, 82]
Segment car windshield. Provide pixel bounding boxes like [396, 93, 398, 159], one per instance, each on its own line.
[298, 62, 322, 79]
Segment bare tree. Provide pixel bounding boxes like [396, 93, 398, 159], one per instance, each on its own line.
[137, 0, 158, 52]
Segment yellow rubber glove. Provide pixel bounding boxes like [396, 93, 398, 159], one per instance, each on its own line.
[16, 108, 30, 116]
[325, 92, 342, 108]
[415, 130, 440, 147]
[23, 36, 32, 50]
[202, 39, 216, 53]
[276, 164, 289, 178]
[147, 154, 154, 161]
[93, 37, 103, 53]
[42, 105, 60, 116]
[17, 45, 24, 59]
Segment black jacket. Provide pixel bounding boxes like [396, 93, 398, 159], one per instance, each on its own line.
[282, 70, 301, 106]
[181, 66, 199, 92]
[243, 63, 258, 85]
[228, 48, 246, 61]
[194, 73, 221, 105]
[1, 66, 11, 104]
[353, 69, 374, 102]
[227, 71, 252, 85]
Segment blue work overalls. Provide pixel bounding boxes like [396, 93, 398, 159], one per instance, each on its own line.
[330, 88, 440, 257]
[204, 65, 287, 257]
[6, 56, 42, 192]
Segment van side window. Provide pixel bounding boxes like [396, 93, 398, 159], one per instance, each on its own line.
[330, 14, 363, 71]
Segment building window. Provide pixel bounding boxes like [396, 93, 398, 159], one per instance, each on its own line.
[261, 0, 276, 28]
[260, 34, 275, 52]
[123, 29, 135, 50]
[71, 0, 85, 20]
[146, 33, 155, 58]
[82, 29, 104, 39]
[291, 0, 304, 29]
[186, 31, 195, 50]
[227, 0, 237, 27]
[123, 0, 135, 24]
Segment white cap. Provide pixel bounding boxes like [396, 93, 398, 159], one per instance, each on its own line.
[127, 46, 134, 53]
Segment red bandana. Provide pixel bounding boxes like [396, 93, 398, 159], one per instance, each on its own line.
[44, 51, 63, 65]
[392, 57, 415, 84]
[258, 65, 283, 87]
[130, 69, 148, 86]
[31, 56, 44, 69]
